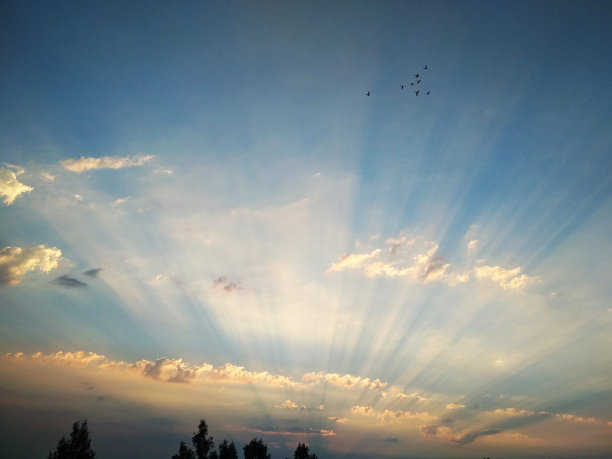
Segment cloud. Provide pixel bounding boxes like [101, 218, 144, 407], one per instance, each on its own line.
[275, 399, 300, 409]
[327, 237, 450, 283]
[419, 424, 439, 436]
[475, 265, 538, 291]
[396, 391, 430, 402]
[83, 267, 104, 278]
[326, 249, 382, 273]
[446, 403, 466, 410]
[302, 371, 387, 391]
[213, 276, 242, 293]
[0, 245, 63, 286]
[467, 240, 479, 251]
[52, 274, 88, 288]
[134, 357, 207, 383]
[0, 166, 34, 205]
[378, 410, 435, 424]
[62, 155, 154, 173]
[328, 416, 347, 424]
[4, 351, 300, 387]
[351, 406, 374, 416]
[234, 425, 335, 438]
[451, 429, 504, 445]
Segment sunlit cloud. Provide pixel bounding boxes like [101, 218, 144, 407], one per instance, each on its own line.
[0, 166, 34, 205]
[0, 245, 63, 286]
[475, 265, 538, 291]
[351, 406, 374, 416]
[275, 399, 300, 410]
[446, 403, 466, 410]
[61, 155, 154, 173]
[302, 371, 388, 391]
[328, 416, 347, 424]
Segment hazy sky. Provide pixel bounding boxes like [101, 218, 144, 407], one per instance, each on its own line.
[1, 1, 611, 458]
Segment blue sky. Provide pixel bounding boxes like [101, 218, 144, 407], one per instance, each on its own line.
[1, 1, 611, 458]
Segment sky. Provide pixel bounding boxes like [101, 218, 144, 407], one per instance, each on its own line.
[1, 1, 611, 458]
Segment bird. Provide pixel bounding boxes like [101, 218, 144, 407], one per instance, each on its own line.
[401, 85, 404, 90]
[424, 65, 428, 69]
[410, 82, 414, 86]
[414, 73, 419, 78]
[417, 80, 421, 84]
[366, 91, 370, 96]
[415, 90, 420, 96]
[426, 90, 430, 95]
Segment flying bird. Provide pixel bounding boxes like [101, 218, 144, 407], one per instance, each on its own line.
[417, 80, 421, 84]
[401, 85, 404, 90]
[424, 65, 428, 69]
[410, 82, 414, 86]
[415, 90, 420, 96]
[366, 91, 370, 96]
[414, 73, 419, 78]
[426, 90, 430, 95]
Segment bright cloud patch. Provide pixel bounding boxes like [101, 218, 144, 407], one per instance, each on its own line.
[0, 245, 62, 286]
[302, 371, 387, 391]
[475, 265, 538, 291]
[327, 237, 449, 283]
[62, 155, 154, 173]
[328, 232, 537, 291]
[0, 166, 33, 205]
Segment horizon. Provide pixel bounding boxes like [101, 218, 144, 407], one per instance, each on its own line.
[1, 1, 611, 458]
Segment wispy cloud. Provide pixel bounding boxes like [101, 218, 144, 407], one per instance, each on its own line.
[62, 155, 154, 173]
[83, 267, 104, 278]
[213, 276, 242, 293]
[0, 245, 63, 286]
[451, 429, 504, 445]
[0, 166, 33, 205]
[233, 425, 335, 438]
[52, 274, 88, 288]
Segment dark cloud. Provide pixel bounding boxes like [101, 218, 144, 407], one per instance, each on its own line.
[52, 275, 87, 288]
[83, 267, 104, 278]
[213, 276, 242, 293]
[419, 424, 439, 436]
[383, 438, 399, 443]
[452, 429, 504, 445]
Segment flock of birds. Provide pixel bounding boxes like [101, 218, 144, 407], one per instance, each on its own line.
[366, 64, 430, 97]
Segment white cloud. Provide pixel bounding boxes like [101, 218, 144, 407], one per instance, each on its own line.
[0, 245, 63, 286]
[378, 409, 435, 424]
[475, 265, 538, 291]
[62, 155, 154, 173]
[0, 166, 34, 205]
[467, 239, 479, 251]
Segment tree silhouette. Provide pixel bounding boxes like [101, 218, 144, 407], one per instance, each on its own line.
[218, 439, 238, 459]
[48, 419, 96, 459]
[293, 443, 318, 459]
[172, 440, 196, 459]
[192, 419, 215, 459]
[243, 438, 270, 459]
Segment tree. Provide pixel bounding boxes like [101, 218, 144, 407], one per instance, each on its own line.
[218, 439, 238, 459]
[172, 440, 196, 459]
[294, 443, 318, 459]
[192, 419, 215, 459]
[294, 443, 309, 459]
[48, 419, 96, 459]
[243, 438, 270, 459]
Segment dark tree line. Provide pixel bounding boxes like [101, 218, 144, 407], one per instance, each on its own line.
[49, 418, 320, 458]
